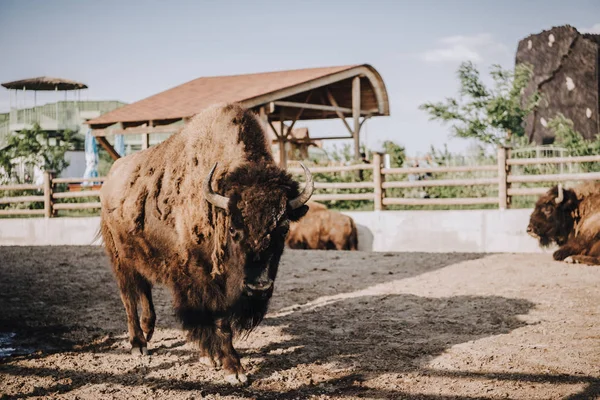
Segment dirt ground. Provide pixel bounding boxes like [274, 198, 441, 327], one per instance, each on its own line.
[1, 247, 600, 399]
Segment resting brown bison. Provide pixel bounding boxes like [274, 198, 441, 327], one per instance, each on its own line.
[99, 104, 313, 385]
[286, 201, 358, 250]
[527, 182, 600, 265]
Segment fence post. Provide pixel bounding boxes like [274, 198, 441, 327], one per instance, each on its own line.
[497, 146, 508, 210]
[43, 171, 53, 218]
[373, 152, 384, 211]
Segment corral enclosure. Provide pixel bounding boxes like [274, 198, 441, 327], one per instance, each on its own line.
[1, 247, 600, 399]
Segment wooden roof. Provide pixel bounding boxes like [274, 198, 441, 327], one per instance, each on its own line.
[1, 77, 88, 91]
[87, 64, 389, 129]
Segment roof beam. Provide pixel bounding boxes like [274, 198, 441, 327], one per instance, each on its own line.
[92, 124, 182, 137]
[267, 120, 282, 138]
[309, 135, 353, 140]
[96, 136, 121, 160]
[284, 91, 312, 138]
[326, 90, 354, 136]
[243, 66, 389, 116]
[272, 100, 373, 116]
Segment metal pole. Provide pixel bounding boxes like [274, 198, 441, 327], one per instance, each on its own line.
[55, 86, 58, 128]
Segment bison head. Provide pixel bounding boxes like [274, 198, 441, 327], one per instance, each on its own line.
[203, 162, 313, 297]
[527, 184, 578, 247]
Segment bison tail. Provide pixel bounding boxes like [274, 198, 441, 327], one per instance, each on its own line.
[348, 219, 359, 251]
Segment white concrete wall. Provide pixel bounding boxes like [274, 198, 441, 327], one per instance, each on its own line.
[0, 210, 554, 254]
[341, 209, 553, 254]
[0, 217, 102, 246]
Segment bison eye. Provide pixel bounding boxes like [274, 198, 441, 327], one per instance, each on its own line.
[229, 226, 236, 235]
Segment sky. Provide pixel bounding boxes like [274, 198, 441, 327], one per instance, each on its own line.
[1, 0, 599, 156]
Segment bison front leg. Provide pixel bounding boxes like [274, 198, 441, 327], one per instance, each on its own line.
[564, 255, 600, 265]
[553, 239, 587, 261]
[216, 319, 247, 386]
[565, 240, 600, 265]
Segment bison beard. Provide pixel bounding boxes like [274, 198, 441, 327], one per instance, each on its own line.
[527, 183, 600, 265]
[99, 103, 313, 385]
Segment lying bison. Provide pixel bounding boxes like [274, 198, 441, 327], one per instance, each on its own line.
[99, 103, 313, 385]
[527, 182, 600, 265]
[286, 201, 358, 250]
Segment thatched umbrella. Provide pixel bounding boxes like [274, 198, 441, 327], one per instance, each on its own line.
[1, 77, 88, 91]
[2, 76, 88, 122]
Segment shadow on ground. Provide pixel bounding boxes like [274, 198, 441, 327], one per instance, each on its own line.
[2, 247, 598, 398]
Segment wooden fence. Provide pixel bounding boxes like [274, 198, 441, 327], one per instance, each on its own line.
[2, 148, 600, 217]
[0, 173, 105, 217]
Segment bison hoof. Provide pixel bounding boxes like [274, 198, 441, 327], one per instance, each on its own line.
[224, 372, 248, 386]
[131, 346, 149, 356]
[199, 356, 222, 369]
[564, 256, 579, 264]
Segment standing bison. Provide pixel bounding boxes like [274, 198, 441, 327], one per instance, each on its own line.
[527, 182, 600, 265]
[99, 104, 313, 385]
[286, 201, 358, 250]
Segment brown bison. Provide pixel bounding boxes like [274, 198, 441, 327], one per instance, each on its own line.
[286, 201, 358, 250]
[527, 182, 600, 265]
[99, 104, 313, 385]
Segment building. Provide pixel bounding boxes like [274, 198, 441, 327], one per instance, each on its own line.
[0, 77, 126, 181]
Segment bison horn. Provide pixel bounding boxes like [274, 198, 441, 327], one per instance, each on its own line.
[203, 163, 229, 210]
[288, 162, 314, 210]
[555, 183, 564, 204]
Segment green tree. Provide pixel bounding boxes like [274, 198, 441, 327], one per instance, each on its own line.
[382, 140, 406, 167]
[548, 114, 600, 172]
[419, 61, 540, 148]
[0, 123, 75, 183]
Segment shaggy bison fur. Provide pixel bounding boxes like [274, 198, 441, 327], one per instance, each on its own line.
[527, 182, 600, 265]
[286, 201, 358, 250]
[99, 103, 313, 385]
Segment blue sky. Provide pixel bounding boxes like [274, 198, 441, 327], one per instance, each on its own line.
[1, 0, 599, 156]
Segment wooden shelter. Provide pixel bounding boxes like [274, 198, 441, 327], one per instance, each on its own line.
[86, 64, 389, 165]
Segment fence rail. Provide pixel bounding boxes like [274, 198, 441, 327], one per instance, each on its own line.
[1, 149, 600, 217]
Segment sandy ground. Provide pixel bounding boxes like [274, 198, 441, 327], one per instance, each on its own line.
[1, 247, 600, 400]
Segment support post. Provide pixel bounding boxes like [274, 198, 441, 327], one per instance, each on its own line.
[352, 76, 361, 160]
[44, 171, 53, 218]
[497, 146, 508, 210]
[278, 136, 287, 167]
[373, 152, 384, 211]
[142, 121, 151, 149]
[279, 115, 287, 168]
[258, 106, 268, 130]
[141, 133, 149, 150]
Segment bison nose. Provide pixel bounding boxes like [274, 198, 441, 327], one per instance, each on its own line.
[526, 225, 538, 238]
[245, 279, 273, 292]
